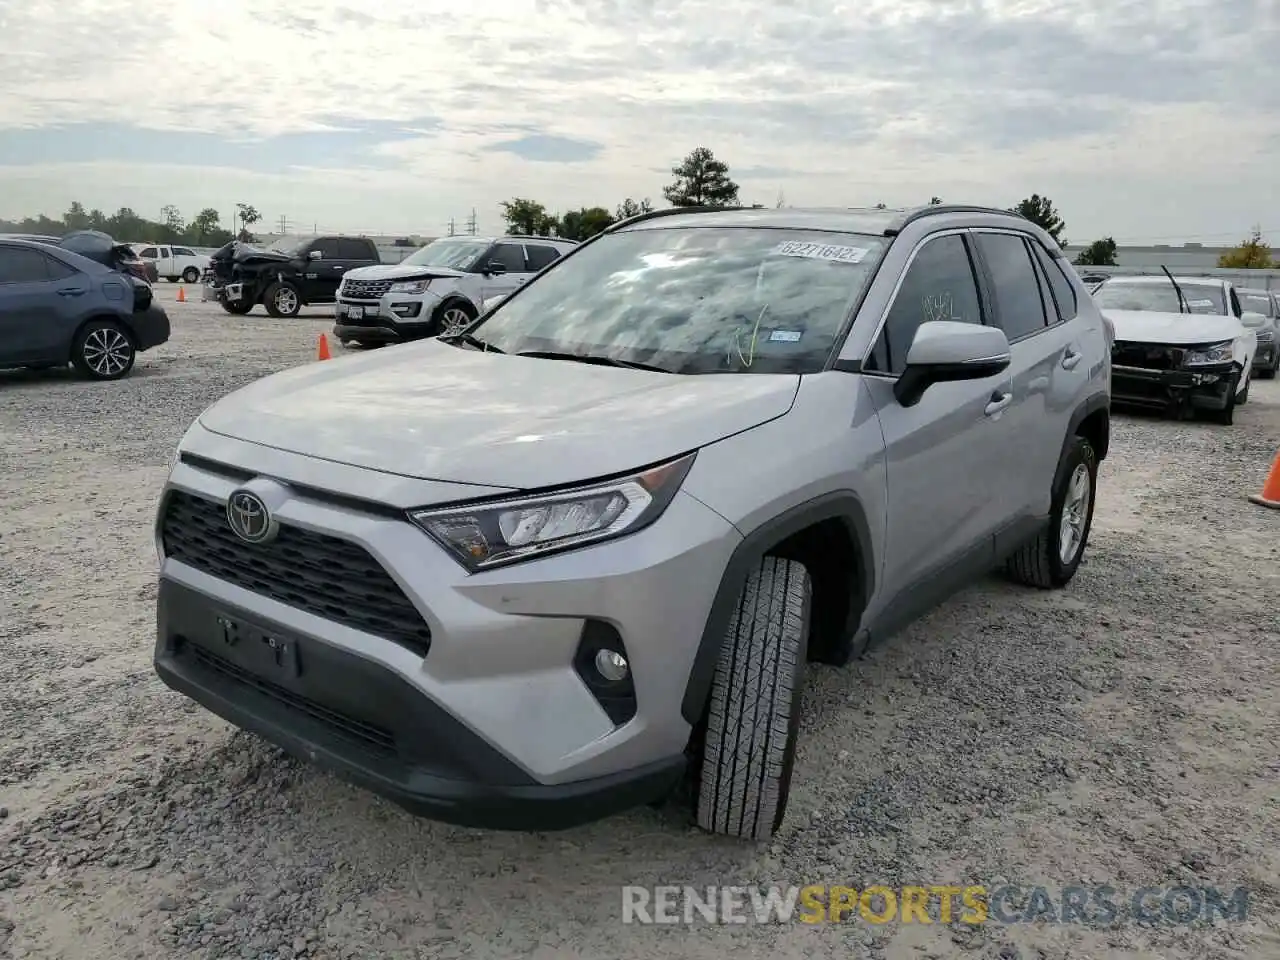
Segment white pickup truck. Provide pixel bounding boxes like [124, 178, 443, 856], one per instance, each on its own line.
[130, 243, 210, 284]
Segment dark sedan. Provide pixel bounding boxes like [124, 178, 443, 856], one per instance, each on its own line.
[0, 238, 170, 380]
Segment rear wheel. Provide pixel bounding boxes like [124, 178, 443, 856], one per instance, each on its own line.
[71, 320, 136, 380]
[1005, 434, 1098, 589]
[182, 267, 201, 283]
[694, 556, 810, 840]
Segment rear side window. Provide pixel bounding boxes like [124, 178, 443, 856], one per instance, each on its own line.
[0, 246, 50, 283]
[974, 232, 1048, 341]
[865, 234, 984, 376]
[525, 244, 562, 271]
[312, 238, 341, 259]
[337, 238, 373, 260]
[173, 247, 195, 257]
[43, 255, 78, 281]
[1029, 241, 1077, 321]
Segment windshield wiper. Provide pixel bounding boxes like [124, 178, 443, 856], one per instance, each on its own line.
[515, 350, 672, 373]
[442, 333, 505, 353]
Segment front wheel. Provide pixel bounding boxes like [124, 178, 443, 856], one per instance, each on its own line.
[220, 300, 254, 316]
[71, 320, 136, 380]
[1209, 371, 1239, 425]
[263, 282, 302, 318]
[430, 300, 477, 338]
[694, 556, 810, 840]
[1005, 434, 1098, 589]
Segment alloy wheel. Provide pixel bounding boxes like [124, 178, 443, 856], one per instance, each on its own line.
[1059, 463, 1092, 565]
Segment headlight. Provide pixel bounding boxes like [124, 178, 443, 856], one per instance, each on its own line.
[1183, 341, 1234, 366]
[390, 279, 430, 294]
[408, 453, 696, 571]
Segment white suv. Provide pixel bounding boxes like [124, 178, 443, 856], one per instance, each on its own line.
[333, 236, 578, 347]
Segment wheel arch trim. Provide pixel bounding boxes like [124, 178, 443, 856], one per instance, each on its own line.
[680, 491, 875, 725]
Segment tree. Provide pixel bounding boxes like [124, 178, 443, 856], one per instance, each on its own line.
[615, 197, 653, 220]
[775, 191, 786, 209]
[929, 197, 943, 205]
[874, 202, 887, 209]
[499, 198, 558, 236]
[160, 204, 185, 238]
[1010, 194, 1066, 247]
[1074, 237, 1118, 267]
[235, 203, 261, 242]
[191, 208, 230, 246]
[558, 207, 615, 241]
[63, 201, 92, 231]
[1217, 227, 1273, 269]
[662, 147, 739, 207]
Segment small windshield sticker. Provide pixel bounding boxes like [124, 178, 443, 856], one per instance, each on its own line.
[769, 330, 802, 342]
[770, 241, 869, 264]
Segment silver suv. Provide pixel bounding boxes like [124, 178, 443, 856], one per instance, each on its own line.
[154, 205, 1110, 840]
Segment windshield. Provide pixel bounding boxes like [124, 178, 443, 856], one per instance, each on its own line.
[1093, 280, 1226, 315]
[467, 227, 889, 374]
[268, 236, 311, 256]
[1238, 293, 1275, 319]
[403, 238, 489, 270]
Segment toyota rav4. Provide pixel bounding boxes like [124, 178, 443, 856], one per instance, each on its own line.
[154, 204, 1110, 840]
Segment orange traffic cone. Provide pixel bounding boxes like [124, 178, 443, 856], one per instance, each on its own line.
[176, 286, 186, 302]
[1248, 450, 1280, 510]
[317, 333, 332, 361]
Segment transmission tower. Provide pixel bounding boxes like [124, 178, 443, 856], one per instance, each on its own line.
[277, 214, 289, 234]
[447, 218, 456, 237]
[465, 208, 477, 236]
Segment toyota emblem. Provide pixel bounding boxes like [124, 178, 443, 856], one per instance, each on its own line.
[226, 490, 277, 544]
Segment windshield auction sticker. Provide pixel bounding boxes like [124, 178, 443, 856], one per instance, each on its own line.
[769, 241, 869, 264]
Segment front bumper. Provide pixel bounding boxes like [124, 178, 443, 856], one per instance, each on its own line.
[154, 579, 684, 830]
[129, 305, 171, 351]
[334, 294, 438, 342]
[152, 435, 741, 824]
[1110, 362, 1235, 410]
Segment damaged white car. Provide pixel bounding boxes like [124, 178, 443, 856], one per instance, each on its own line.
[1092, 274, 1257, 425]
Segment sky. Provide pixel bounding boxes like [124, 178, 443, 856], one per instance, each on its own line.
[0, 0, 1277, 245]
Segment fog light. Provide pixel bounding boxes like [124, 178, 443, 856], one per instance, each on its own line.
[594, 649, 629, 681]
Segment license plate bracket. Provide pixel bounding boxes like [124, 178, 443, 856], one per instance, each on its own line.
[346, 306, 364, 320]
[213, 614, 303, 680]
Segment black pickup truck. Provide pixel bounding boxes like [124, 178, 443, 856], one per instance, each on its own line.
[205, 235, 381, 317]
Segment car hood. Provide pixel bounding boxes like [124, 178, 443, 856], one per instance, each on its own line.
[1102, 309, 1243, 346]
[342, 262, 466, 281]
[197, 338, 800, 489]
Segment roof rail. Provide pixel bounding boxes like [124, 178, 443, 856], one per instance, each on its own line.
[886, 204, 1022, 236]
[502, 234, 579, 243]
[606, 205, 747, 233]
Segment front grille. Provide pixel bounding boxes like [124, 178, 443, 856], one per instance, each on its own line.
[161, 491, 431, 657]
[1112, 340, 1184, 370]
[340, 279, 393, 300]
[189, 644, 396, 753]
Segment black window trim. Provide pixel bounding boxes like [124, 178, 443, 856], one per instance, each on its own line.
[857, 227, 988, 380]
[1026, 235, 1078, 324]
[489, 241, 529, 273]
[969, 227, 1058, 345]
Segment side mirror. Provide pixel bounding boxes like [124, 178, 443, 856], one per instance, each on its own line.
[893, 321, 1011, 407]
[308, 249, 323, 260]
[485, 260, 507, 276]
[1240, 311, 1266, 326]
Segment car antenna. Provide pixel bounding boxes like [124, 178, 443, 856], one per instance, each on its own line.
[1160, 264, 1189, 314]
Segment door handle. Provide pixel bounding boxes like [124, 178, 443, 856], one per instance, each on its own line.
[1062, 347, 1082, 370]
[984, 391, 1013, 417]
[56, 287, 86, 297]
[334, 266, 345, 271]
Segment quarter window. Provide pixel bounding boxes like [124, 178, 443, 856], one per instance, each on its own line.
[43, 255, 78, 281]
[865, 234, 983, 376]
[1029, 240, 1077, 322]
[173, 247, 195, 257]
[974, 233, 1048, 341]
[0, 246, 50, 283]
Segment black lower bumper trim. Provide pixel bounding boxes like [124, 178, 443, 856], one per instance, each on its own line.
[154, 579, 684, 831]
[128, 305, 171, 351]
[1111, 363, 1234, 410]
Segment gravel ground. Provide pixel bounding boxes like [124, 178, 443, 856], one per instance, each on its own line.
[2, 294, 1278, 960]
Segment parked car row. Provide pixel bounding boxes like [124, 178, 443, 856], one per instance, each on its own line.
[0, 231, 171, 380]
[130, 243, 209, 284]
[201, 235, 384, 317]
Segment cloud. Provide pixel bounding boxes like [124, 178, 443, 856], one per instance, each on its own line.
[0, 0, 1276, 240]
